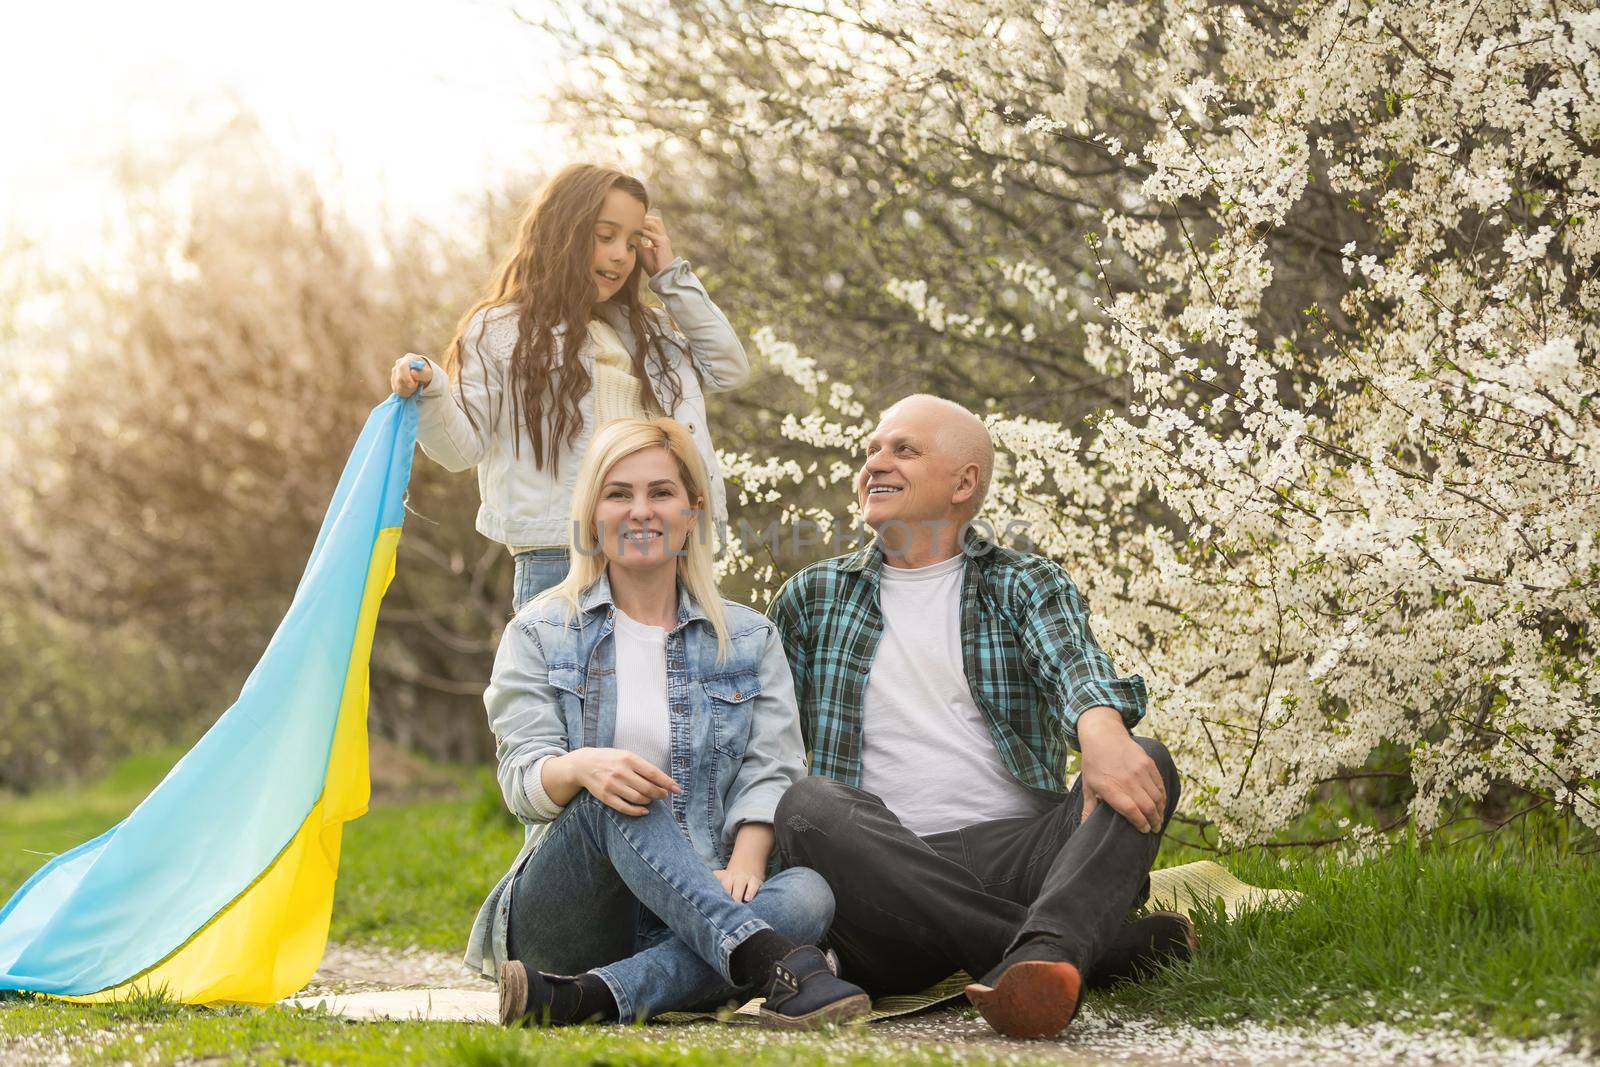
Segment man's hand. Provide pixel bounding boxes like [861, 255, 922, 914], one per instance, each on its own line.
[1077, 706, 1165, 833]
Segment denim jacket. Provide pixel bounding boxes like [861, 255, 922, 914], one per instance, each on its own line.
[414, 258, 748, 547]
[463, 573, 805, 977]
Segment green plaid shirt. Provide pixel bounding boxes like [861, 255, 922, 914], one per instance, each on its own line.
[767, 536, 1148, 794]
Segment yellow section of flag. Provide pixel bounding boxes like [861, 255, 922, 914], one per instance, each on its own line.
[64, 527, 399, 1004]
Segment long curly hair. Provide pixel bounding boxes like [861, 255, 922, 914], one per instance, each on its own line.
[443, 164, 684, 472]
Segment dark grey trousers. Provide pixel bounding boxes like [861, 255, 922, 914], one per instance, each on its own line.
[774, 736, 1180, 996]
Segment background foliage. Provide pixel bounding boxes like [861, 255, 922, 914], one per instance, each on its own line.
[541, 0, 1600, 844]
[3, 3, 1596, 850]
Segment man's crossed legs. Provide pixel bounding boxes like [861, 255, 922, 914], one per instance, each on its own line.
[774, 736, 1190, 1036]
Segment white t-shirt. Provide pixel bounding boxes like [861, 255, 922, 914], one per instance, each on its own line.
[526, 607, 671, 817]
[859, 553, 1051, 836]
[609, 609, 672, 772]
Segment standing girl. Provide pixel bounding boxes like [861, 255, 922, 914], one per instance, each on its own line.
[389, 164, 747, 610]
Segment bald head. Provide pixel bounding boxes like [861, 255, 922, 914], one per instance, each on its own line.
[858, 395, 996, 555]
[880, 394, 994, 514]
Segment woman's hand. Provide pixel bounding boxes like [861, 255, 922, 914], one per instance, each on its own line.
[713, 864, 765, 903]
[714, 822, 774, 901]
[563, 748, 679, 816]
[639, 215, 675, 276]
[390, 354, 433, 398]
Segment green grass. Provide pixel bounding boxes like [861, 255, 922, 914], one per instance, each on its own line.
[3, 750, 1598, 1063]
[1105, 845, 1600, 1042]
[0, 997, 1046, 1066]
[331, 774, 525, 951]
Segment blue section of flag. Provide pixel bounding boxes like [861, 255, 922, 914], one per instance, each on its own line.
[0, 396, 417, 996]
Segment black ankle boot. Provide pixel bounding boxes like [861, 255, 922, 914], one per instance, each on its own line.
[1087, 910, 1197, 988]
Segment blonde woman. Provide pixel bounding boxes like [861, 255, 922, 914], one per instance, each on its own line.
[465, 417, 870, 1029]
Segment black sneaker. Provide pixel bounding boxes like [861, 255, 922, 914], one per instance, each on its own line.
[1087, 910, 1197, 988]
[756, 946, 872, 1030]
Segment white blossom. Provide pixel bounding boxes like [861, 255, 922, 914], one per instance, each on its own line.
[696, 0, 1600, 844]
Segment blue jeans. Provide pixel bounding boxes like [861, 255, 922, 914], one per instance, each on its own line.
[512, 548, 570, 612]
[506, 792, 834, 1022]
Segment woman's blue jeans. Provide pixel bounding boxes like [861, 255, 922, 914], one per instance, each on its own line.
[512, 548, 570, 612]
[505, 792, 835, 1023]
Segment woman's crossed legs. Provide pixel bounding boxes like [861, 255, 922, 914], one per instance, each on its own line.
[506, 791, 834, 1023]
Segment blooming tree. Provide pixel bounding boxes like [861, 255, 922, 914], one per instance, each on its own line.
[561, 0, 1600, 843]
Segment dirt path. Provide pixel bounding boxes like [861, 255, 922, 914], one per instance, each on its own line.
[294, 944, 1594, 1066]
[303, 941, 486, 994]
[2, 945, 1589, 1065]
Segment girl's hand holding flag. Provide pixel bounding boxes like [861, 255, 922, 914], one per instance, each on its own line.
[390, 355, 432, 398]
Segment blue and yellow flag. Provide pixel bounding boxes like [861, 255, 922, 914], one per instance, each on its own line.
[0, 395, 418, 1004]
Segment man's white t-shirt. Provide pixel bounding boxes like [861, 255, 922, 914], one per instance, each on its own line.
[859, 553, 1052, 836]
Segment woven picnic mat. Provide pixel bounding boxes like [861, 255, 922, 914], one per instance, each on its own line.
[658, 860, 1298, 1023]
[1148, 858, 1300, 918]
[283, 862, 1294, 1024]
[654, 971, 974, 1025]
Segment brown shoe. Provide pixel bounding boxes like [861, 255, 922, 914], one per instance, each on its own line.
[497, 961, 600, 1027]
[497, 960, 531, 1027]
[964, 959, 1082, 1038]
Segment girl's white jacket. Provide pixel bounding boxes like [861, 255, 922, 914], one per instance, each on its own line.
[411, 258, 748, 549]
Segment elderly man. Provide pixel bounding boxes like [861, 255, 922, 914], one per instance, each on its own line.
[768, 395, 1191, 1038]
